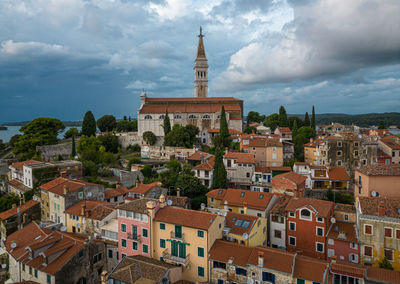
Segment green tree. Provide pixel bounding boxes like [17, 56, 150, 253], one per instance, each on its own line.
[264, 113, 279, 132]
[278, 106, 288, 127]
[8, 134, 21, 147]
[82, 111, 96, 136]
[212, 147, 228, 189]
[311, 106, 316, 130]
[98, 133, 119, 153]
[378, 257, 394, 270]
[304, 112, 310, 127]
[378, 120, 385, 129]
[97, 115, 117, 133]
[298, 126, 315, 140]
[77, 135, 102, 163]
[64, 127, 79, 139]
[14, 117, 65, 159]
[220, 106, 229, 141]
[293, 133, 306, 161]
[292, 120, 298, 138]
[115, 120, 137, 132]
[71, 135, 76, 157]
[164, 124, 190, 147]
[288, 116, 303, 130]
[127, 144, 141, 153]
[163, 111, 171, 136]
[175, 165, 208, 198]
[141, 165, 155, 179]
[143, 131, 157, 145]
[246, 111, 266, 125]
[244, 126, 257, 134]
[0, 194, 20, 212]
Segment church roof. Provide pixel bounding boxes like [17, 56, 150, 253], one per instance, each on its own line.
[196, 27, 206, 59]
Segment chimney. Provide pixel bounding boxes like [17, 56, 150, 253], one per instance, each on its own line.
[251, 130, 255, 134]
[159, 194, 166, 208]
[177, 188, 181, 198]
[224, 200, 228, 211]
[147, 201, 157, 218]
[225, 147, 229, 154]
[258, 251, 264, 267]
[63, 185, 69, 195]
[20, 197, 24, 205]
[310, 138, 314, 143]
[378, 201, 385, 217]
[12, 204, 16, 209]
[81, 204, 86, 216]
[85, 210, 90, 218]
[60, 171, 67, 178]
[116, 181, 121, 189]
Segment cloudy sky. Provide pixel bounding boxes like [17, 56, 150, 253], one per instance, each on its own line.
[1, 0, 400, 122]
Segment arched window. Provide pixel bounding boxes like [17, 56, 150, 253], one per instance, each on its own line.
[159, 115, 165, 119]
[217, 115, 221, 119]
[188, 114, 197, 119]
[174, 114, 182, 119]
[300, 209, 311, 220]
[144, 115, 152, 120]
[203, 114, 211, 119]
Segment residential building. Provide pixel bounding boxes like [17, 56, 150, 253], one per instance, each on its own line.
[251, 166, 272, 193]
[193, 155, 214, 188]
[0, 200, 40, 246]
[379, 137, 400, 164]
[269, 195, 291, 249]
[304, 138, 323, 165]
[239, 134, 283, 167]
[274, 127, 292, 141]
[7, 160, 41, 197]
[285, 197, 335, 259]
[223, 152, 255, 188]
[202, 128, 241, 146]
[282, 140, 295, 162]
[224, 212, 267, 247]
[100, 218, 119, 272]
[271, 171, 306, 197]
[107, 255, 182, 284]
[206, 188, 278, 218]
[6, 222, 105, 284]
[334, 203, 357, 223]
[152, 205, 224, 282]
[65, 200, 116, 236]
[357, 196, 400, 271]
[377, 149, 392, 164]
[354, 164, 400, 198]
[327, 221, 359, 263]
[126, 181, 166, 199]
[104, 186, 129, 203]
[187, 150, 214, 166]
[39, 177, 105, 225]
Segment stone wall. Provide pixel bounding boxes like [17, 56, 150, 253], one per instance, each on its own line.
[115, 132, 142, 149]
[37, 144, 72, 161]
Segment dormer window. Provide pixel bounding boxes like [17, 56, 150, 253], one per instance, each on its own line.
[144, 115, 152, 120]
[300, 209, 312, 220]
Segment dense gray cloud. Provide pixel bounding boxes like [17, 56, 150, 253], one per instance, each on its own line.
[0, 0, 399, 122]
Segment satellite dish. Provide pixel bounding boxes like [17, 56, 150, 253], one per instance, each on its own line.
[371, 191, 377, 197]
[248, 278, 254, 284]
[10, 241, 16, 249]
[167, 200, 173, 206]
[77, 223, 80, 229]
[60, 226, 67, 232]
[243, 233, 249, 240]
[230, 265, 235, 271]
[331, 217, 336, 224]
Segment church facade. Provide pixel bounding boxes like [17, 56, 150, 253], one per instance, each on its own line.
[137, 28, 244, 137]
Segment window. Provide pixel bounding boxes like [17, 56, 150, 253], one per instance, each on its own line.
[384, 249, 393, 261]
[317, 217, 324, 223]
[316, 227, 324, 237]
[349, 253, 358, 263]
[174, 114, 182, 119]
[159, 115, 165, 119]
[337, 141, 342, 147]
[213, 261, 226, 270]
[132, 241, 138, 250]
[144, 115, 152, 119]
[337, 151, 342, 157]
[198, 247, 204, 257]
[143, 228, 148, 238]
[257, 213, 262, 217]
[384, 227, 393, 238]
[262, 272, 275, 282]
[34, 269, 38, 278]
[121, 239, 127, 248]
[289, 222, 296, 231]
[328, 249, 335, 257]
[300, 209, 311, 220]
[289, 236, 296, 246]
[189, 114, 197, 119]
[143, 244, 148, 253]
[198, 266, 205, 277]
[350, 243, 358, 249]
[122, 253, 126, 259]
[121, 224, 126, 233]
[47, 274, 51, 284]
[316, 242, 324, 253]
[160, 223, 165, 230]
[396, 229, 400, 239]
[289, 212, 295, 218]
[364, 224, 373, 235]
[202, 114, 211, 119]
[108, 249, 113, 258]
[274, 230, 282, 239]
[297, 279, 305, 284]
[344, 214, 349, 221]
[337, 160, 342, 166]
[364, 246, 372, 257]
[78, 192, 83, 199]
[235, 267, 247, 276]
[79, 250, 84, 257]
[160, 239, 166, 248]
[354, 150, 359, 156]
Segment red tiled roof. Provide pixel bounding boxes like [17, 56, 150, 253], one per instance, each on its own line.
[327, 221, 358, 243]
[377, 149, 391, 158]
[270, 166, 292, 171]
[0, 200, 39, 221]
[270, 195, 292, 215]
[224, 152, 255, 164]
[358, 196, 400, 218]
[357, 164, 400, 176]
[10, 159, 41, 171]
[380, 137, 400, 150]
[105, 187, 129, 200]
[249, 246, 295, 274]
[273, 172, 307, 186]
[209, 240, 254, 267]
[40, 177, 98, 196]
[328, 166, 351, 181]
[225, 212, 258, 235]
[366, 266, 400, 283]
[330, 262, 365, 279]
[187, 151, 213, 161]
[194, 156, 215, 171]
[276, 127, 291, 133]
[64, 200, 116, 220]
[293, 256, 329, 283]
[7, 179, 30, 193]
[208, 128, 242, 135]
[254, 166, 271, 173]
[146, 97, 242, 102]
[285, 197, 334, 218]
[128, 181, 162, 195]
[154, 206, 218, 230]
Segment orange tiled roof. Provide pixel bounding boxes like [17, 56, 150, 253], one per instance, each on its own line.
[225, 212, 258, 235]
[208, 128, 242, 135]
[328, 166, 351, 181]
[154, 206, 218, 230]
[254, 166, 271, 173]
[285, 197, 334, 218]
[146, 97, 242, 102]
[330, 262, 365, 279]
[366, 266, 400, 283]
[187, 151, 213, 161]
[270, 166, 292, 171]
[64, 200, 116, 220]
[249, 246, 295, 274]
[194, 156, 215, 171]
[224, 152, 255, 164]
[0, 200, 39, 221]
[105, 187, 129, 199]
[358, 196, 400, 218]
[293, 255, 329, 283]
[5, 222, 86, 275]
[7, 179, 30, 193]
[276, 127, 291, 133]
[357, 164, 400, 176]
[10, 159, 41, 171]
[270, 195, 292, 215]
[380, 137, 400, 150]
[327, 221, 358, 243]
[206, 188, 274, 210]
[40, 177, 98, 196]
[335, 203, 356, 213]
[273, 171, 307, 186]
[209, 240, 254, 267]
[128, 181, 162, 195]
[377, 149, 391, 158]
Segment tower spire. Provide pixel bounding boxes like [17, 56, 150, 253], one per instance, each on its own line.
[194, 27, 208, 98]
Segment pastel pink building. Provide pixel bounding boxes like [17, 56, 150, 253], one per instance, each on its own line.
[326, 221, 359, 264]
[117, 198, 157, 258]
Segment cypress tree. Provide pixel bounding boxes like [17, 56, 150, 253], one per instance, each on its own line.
[71, 135, 76, 157]
[211, 147, 228, 189]
[163, 110, 171, 136]
[82, 111, 96, 136]
[292, 120, 298, 138]
[220, 106, 229, 139]
[278, 106, 288, 127]
[311, 106, 316, 130]
[304, 112, 310, 127]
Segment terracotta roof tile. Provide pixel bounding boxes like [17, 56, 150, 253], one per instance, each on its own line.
[285, 197, 334, 218]
[270, 166, 292, 172]
[194, 156, 215, 171]
[276, 127, 291, 133]
[327, 221, 358, 243]
[330, 262, 365, 278]
[334, 203, 356, 213]
[328, 166, 351, 181]
[10, 159, 41, 171]
[254, 166, 271, 173]
[293, 256, 329, 282]
[40, 177, 99, 196]
[224, 152, 255, 164]
[359, 196, 400, 218]
[207, 188, 274, 210]
[380, 137, 400, 150]
[128, 181, 162, 195]
[357, 164, 400, 176]
[64, 200, 116, 220]
[270, 195, 292, 215]
[225, 212, 258, 235]
[7, 179, 31, 193]
[117, 198, 155, 214]
[366, 266, 400, 283]
[104, 187, 129, 200]
[208, 128, 242, 135]
[154, 206, 218, 230]
[0, 200, 39, 221]
[249, 246, 295, 274]
[209, 240, 254, 267]
[272, 172, 307, 190]
[187, 151, 213, 161]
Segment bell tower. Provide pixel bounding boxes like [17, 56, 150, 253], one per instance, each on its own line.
[194, 27, 208, 98]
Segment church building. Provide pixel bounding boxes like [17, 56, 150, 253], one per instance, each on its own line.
[137, 28, 244, 138]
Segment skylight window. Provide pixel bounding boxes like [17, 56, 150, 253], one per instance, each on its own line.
[259, 194, 264, 199]
[234, 220, 243, 227]
[242, 221, 250, 228]
[240, 192, 245, 197]
[218, 189, 223, 194]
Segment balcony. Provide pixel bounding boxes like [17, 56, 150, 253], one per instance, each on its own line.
[162, 249, 190, 266]
[127, 232, 141, 242]
[170, 231, 185, 241]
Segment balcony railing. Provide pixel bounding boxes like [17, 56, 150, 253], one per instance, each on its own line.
[170, 231, 185, 241]
[162, 249, 190, 266]
[127, 232, 141, 242]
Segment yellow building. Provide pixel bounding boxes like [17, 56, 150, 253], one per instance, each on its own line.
[304, 138, 322, 165]
[65, 200, 116, 236]
[224, 212, 266, 247]
[151, 205, 223, 282]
